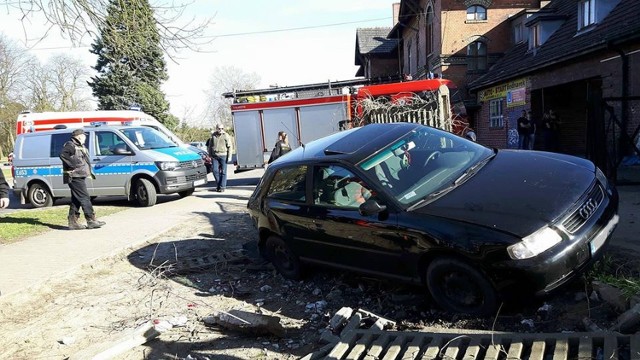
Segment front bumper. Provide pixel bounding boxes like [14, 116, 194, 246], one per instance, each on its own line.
[495, 185, 619, 296]
[154, 165, 208, 194]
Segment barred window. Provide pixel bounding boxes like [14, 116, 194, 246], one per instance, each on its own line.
[489, 99, 504, 128]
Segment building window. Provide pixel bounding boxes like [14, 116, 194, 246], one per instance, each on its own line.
[467, 41, 487, 71]
[578, 0, 596, 30]
[489, 99, 504, 128]
[407, 41, 413, 75]
[426, 6, 434, 56]
[514, 22, 524, 43]
[531, 24, 542, 48]
[466, 5, 487, 21]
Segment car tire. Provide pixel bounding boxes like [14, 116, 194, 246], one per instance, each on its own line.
[178, 189, 195, 198]
[265, 235, 302, 280]
[426, 257, 499, 316]
[27, 182, 53, 208]
[133, 178, 157, 207]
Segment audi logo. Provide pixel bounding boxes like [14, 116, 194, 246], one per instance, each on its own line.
[578, 198, 598, 220]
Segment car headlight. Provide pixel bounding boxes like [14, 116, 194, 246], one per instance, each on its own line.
[155, 161, 179, 171]
[507, 226, 562, 260]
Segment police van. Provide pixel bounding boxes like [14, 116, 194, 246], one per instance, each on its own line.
[12, 123, 207, 208]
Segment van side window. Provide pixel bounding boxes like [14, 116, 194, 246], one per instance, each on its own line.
[50, 134, 72, 158]
[96, 131, 129, 155]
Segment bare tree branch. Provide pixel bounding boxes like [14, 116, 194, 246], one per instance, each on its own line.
[2, 0, 214, 56]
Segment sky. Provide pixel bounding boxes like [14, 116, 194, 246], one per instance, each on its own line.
[0, 0, 396, 126]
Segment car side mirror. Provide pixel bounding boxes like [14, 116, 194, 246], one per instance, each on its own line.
[113, 146, 133, 155]
[359, 199, 387, 216]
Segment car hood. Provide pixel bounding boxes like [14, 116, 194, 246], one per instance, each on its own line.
[414, 150, 596, 238]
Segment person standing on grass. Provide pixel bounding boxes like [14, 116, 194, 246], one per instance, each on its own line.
[0, 168, 9, 209]
[60, 129, 106, 230]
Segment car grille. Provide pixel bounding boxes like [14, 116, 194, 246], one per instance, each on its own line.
[179, 159, 204, 169]
[561, 183, 605, 233]
[166, 173, 207, 185]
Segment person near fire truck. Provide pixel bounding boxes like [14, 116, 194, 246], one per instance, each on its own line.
[60, 129, 106, 230]
[207, 124, 232, 192]
[268, 131, 291, 164]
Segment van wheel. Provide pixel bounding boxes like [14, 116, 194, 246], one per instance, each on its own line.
[426, 257, 499, 316]
[28, 183, 53, 208]
[133, 178, 157, 207]
[178, 189, 194, 198]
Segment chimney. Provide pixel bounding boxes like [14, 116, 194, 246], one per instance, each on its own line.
[393, 3, 400, 26]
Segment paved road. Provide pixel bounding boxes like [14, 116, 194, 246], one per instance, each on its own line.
[0, 169, 265, 298]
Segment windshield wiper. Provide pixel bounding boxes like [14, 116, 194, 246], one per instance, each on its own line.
[453, 153, 495, 185]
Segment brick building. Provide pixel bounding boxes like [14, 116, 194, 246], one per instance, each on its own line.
[386, 0, 543, 121]
[468, 0, 640, 179]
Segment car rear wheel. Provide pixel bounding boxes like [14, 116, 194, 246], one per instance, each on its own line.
[426, 257, 499, 316]
[133, 178, 157, 207]
[265, 235, 302, 280]
[28, 182, 53, 208]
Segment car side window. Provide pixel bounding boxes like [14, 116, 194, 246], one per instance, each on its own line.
[313, 165, 372, 209]
[267, 165, 307, 202]
[96, 131, 129, 155]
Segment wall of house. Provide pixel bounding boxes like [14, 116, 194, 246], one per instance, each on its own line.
[474, 44, 640, 160]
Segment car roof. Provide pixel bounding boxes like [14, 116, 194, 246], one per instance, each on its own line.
[282, 122, 420, 165]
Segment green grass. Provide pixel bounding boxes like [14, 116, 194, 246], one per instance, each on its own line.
[0, 206, 126, 244]
[588, 253, 640, 299]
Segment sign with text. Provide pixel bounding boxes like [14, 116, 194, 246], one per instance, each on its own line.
[507, 87, 526, 107]
[478, 78, 528, 102]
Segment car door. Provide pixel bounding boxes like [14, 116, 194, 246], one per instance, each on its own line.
[262, 164, 316, 248]
[304, 164, 412, 278]
[89, 130, 133, 196]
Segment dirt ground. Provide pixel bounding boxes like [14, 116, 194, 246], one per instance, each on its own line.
[0, 200, 636, 359]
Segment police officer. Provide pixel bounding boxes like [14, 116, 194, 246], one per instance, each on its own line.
[0, 168, 9, 209]
[60, 128, 106, 230]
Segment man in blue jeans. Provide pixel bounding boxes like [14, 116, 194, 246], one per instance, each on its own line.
[206, 124, 232, 192]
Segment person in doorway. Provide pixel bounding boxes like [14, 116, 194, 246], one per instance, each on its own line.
[526, 111, 537, 150]
[268, 131, 291, 164]
[0, 168, 9, 209]
[207, 124, 232, 192]
[517, 110, 531, 149]
[542, 109, 560, 152]
[60, 129, 105, 230]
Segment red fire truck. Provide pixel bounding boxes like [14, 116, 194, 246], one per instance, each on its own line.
[226, 78, 468, 171]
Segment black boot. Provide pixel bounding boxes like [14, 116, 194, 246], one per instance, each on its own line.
[68, 215, 87, 230]
[86, 215, 106, 229]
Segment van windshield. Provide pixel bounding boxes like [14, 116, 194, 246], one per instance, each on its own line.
[119, 127, 177, 150]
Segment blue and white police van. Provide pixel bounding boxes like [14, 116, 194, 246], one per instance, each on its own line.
[12, 123, 207, 207]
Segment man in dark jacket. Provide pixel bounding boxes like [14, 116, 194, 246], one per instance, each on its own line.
[0, 168, 9, 209]
[59, 129, 105, 230]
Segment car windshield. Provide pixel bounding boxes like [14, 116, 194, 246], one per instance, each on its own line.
[358, 126, 493, 207]
[119, 127, 177, 150]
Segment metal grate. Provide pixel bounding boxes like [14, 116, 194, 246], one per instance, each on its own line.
[308, 329, 640, 360]
[303, 308, 640, 360]
[179, 159, 204, 169]
[561, 184, 605, 233]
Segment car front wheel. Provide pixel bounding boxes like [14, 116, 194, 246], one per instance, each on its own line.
[426, 257, 499, 316]
[265, 235, 302, 280]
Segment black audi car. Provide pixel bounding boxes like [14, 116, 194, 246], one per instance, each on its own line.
[247, 123, 619, 315]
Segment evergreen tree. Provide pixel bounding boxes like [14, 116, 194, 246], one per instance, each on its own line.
[88, 0, 176, 128]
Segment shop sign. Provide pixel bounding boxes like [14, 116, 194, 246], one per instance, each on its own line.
[478, 78, 527, 102]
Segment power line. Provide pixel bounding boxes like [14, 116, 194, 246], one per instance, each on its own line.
[24, 15, 393, 51]
[204, 16, 391, 39]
